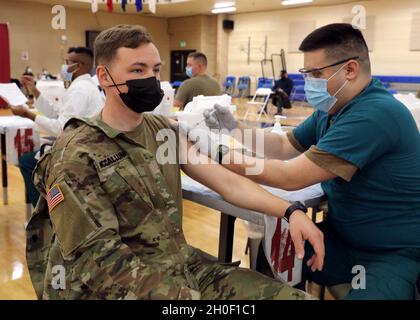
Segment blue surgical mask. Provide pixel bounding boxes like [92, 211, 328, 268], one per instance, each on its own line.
[304, 63, 348, 113]
[61, 64, 73, 82]
[186, 66, 193, 78]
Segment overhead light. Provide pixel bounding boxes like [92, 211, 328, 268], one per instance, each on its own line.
[282, 0, 313, 6]
[211, 6, 236, 14]
[214, 1, 236, 9]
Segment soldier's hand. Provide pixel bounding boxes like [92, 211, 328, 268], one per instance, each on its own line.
[203, 104, 238, 131]
[288, 210, 324, 272]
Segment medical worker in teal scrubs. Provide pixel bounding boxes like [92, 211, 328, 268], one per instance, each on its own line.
[204, 23, 420, 299]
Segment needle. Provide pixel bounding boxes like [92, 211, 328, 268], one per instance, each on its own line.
[191, 109, 217, 130]
[190, 109, 222, 146]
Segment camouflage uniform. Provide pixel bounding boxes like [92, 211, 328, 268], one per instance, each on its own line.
[26, 113, 313, 300]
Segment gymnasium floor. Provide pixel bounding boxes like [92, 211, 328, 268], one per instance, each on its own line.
[0, 99, 315, 300]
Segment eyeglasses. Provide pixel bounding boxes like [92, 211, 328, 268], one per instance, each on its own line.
[299, 56, 359, 78]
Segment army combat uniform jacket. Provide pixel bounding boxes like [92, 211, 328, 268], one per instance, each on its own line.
[26, 113, 310, 300]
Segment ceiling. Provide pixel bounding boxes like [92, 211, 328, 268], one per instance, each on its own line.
[16, 0, 375, 18]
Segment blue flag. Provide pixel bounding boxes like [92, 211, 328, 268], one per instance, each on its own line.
[121, 0, 127, 12]
[135, 0, 143, 12]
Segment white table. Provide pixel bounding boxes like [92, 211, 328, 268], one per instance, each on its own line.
[181, 175, 326, 265]
[407, 105, 420, 130]
[0, 116, 40, 218]
[394, 93, 420, 130]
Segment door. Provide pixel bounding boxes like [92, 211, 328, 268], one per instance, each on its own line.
[170, 50, 195, 83]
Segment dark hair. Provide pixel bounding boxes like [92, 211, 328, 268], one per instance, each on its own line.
[67, 46, 94, 59]
[188, 52, 208, 67]
[94, 24, 153, 66]
[299, 23, 371, 73]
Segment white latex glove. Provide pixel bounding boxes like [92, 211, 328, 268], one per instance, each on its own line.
[203, 104, 238, 131]
[175, 121, 220, 161]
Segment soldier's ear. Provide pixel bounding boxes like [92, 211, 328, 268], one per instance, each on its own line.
[96, 65, 111, 88]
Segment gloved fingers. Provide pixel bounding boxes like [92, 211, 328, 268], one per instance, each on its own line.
[214, 103, 230, 114]
[204, 117, 219, 129]
[203, 109, 212, 118]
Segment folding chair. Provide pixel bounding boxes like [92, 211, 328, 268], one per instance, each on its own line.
[237, 76, 251, 98]
[223, 76, 236, 95]
[243, 88, 272, 121]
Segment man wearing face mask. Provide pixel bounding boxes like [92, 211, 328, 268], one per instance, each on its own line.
[11, 47, 104, 207]
[16, 47, 103, 137]
[173, 52, 221, 110]
[203, 23, 420, 299]
[25, 24, 324, 300]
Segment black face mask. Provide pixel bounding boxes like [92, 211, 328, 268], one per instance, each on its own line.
[105, 67, 164, 114]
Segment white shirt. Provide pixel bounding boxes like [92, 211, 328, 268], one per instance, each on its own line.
[34, 74, 104, 137]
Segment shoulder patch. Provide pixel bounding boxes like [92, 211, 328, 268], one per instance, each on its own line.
[47, 184, 65, 212]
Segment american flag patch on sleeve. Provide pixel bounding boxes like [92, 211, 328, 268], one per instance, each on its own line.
[47, 184, 65, 212]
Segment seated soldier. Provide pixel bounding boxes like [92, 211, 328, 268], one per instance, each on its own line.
[26, 25, 324, 300]
[173, 52, 221, 110]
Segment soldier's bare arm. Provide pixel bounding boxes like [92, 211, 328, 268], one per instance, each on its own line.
[180, 142, 324, 272]
[222, 152, 336, 191]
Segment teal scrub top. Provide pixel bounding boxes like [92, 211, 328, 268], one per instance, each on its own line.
[294, 79, 420, 251]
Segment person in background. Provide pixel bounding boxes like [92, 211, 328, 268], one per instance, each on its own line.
[21, 66, 34, 99]
[10, 46, 104, 207]
[173, 52, 221, 110]
[23, 66, 34, 77]
[271, 70, 294, 115]
[40, 68, 57, 80]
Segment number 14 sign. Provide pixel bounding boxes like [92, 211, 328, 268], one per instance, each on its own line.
[264, 215, 303, 286]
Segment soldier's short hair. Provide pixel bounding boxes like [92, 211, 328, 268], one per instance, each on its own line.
[94, 24, 153, 66]
[188, 52, 208, 67]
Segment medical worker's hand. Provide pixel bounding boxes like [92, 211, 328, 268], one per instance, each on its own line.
[289, 211, 325, 272]
[204, 104, 238, 131]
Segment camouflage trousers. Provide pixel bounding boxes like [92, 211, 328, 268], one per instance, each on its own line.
[187, 261, 315, 300]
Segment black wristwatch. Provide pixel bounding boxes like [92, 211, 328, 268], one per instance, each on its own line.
[217, 144, 230, 164]
[284, 201, 307, 223]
